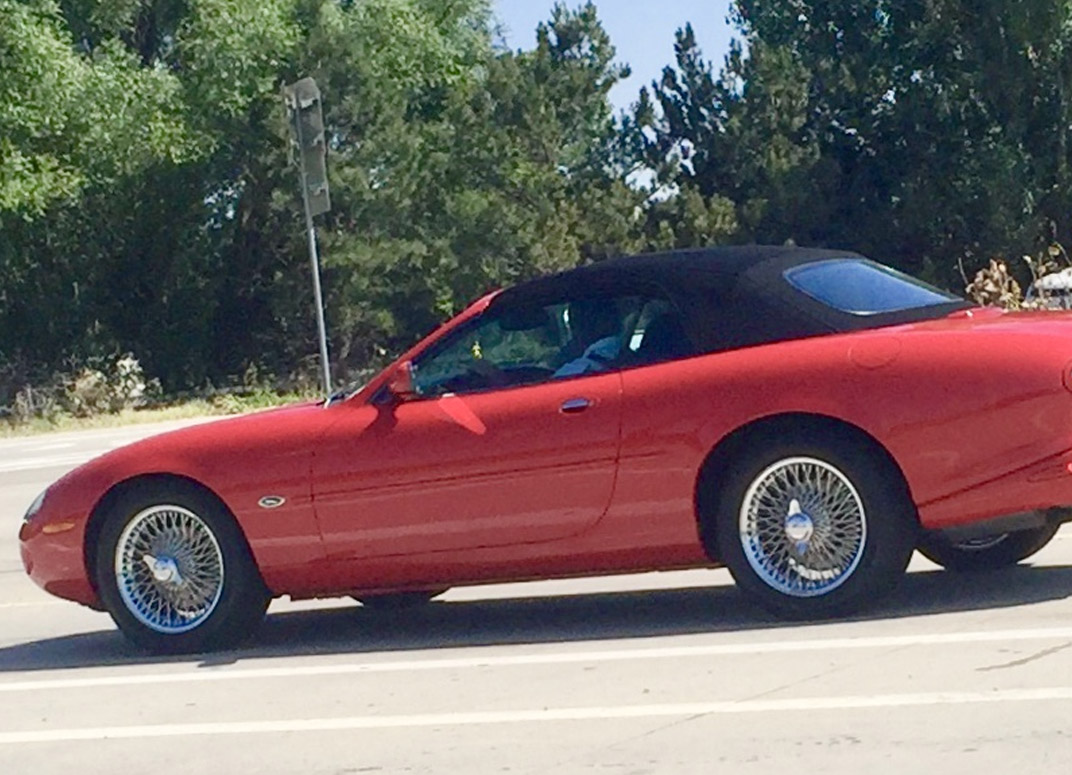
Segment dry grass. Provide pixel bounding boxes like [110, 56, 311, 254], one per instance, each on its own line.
[0, 393, 313, 438]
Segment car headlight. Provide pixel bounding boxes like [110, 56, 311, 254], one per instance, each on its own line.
[23, 488, 47, 523]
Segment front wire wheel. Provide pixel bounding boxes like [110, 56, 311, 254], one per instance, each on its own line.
[114, 505, 225, 634]
[714, 434, 917, 619]
[96, 484, 270, 654]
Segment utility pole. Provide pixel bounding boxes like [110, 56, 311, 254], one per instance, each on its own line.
[283, 77, 332, 396]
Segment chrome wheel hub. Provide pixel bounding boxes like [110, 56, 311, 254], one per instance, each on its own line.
[739, 457, 867, 598]
[785, 499, 815, 548]
[114, 505, 224, 634]
[145, 554, 183, 584]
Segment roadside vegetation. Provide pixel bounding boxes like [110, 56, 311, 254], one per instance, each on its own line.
[0, 352, 319, 436]
[0, 395, 306, 437]
[5, 1, 1072, 431]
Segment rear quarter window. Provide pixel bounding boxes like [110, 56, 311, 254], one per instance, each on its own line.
[785, 259, 960, 315]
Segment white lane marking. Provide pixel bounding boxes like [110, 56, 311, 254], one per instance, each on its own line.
[0, 426, 198, 472]
[0, 453, 100, 474]
[0, 441, 75, 453]
[3, 687, 1072, 744]
[0, 436, 160, 472]
[0, 601, 63, 610]
[17, 442, 77, 452]
[4, 626, 1072, 694]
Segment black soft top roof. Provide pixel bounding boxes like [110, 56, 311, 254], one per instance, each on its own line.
[491, 245, 970, 353]
[494, 245, 842, 299]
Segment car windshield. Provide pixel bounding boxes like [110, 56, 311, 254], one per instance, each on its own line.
[784, 259, 963, 315]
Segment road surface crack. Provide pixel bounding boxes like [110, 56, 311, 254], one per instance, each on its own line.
[976, 641, 1072, 671]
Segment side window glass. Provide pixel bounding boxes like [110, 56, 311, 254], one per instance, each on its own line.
[548, 292, 692, 376]
[551, 295, 640, 379]
[411, 290, 694, 397]
[412, 303, 569, 396]
[621, 297, 694, 366]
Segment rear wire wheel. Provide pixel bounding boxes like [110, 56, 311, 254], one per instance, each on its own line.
[917, 523, 1060, 572]
[95, 483, 270, 654]
[713, 434, 917, 618]
[739, 457, 867, 598]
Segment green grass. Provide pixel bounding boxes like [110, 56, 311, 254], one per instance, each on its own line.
[0, 391, 318, 438]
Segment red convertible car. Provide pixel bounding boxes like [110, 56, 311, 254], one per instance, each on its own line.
[19, 246, 1072, 653]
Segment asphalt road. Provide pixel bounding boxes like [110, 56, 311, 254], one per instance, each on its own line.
[2, 422, 1072, 774]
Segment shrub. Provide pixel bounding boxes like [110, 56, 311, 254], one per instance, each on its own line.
[63, 354, 150, 417]
[964, 243, 1072, 310]
[0, 353, 153, 423]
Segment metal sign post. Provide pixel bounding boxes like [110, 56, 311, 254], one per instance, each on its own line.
[283, 77, 332, 396]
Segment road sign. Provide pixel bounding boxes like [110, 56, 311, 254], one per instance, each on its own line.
[283, 77, 331, 216]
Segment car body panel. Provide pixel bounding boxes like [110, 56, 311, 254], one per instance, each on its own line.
[21, 402, 332, 607]
[19, 467, 104, 607]
[312, 372, 623, 561]
[616, 312, 1072, 534]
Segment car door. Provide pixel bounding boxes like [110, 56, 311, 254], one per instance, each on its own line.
[311, 295, 626, 560]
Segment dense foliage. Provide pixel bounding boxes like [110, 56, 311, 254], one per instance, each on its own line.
[4, 0, 1072, 402]
[634, 1, 1072, 282]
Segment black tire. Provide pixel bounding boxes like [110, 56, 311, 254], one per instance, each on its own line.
[94, 482, 270, 654]
[711, 433, 917, 619]
[356, 589, 448, 611]
[917, 523, 1060, 572]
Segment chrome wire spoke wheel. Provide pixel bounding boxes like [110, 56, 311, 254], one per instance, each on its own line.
[739, 457, 867, 598]
[113, 505, 225, 634]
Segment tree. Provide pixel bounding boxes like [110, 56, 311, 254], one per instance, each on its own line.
[0, 0, 200, 394]
[311, 2, 642, 369]
[633, 1, 1072, 284]
[0, 0, 643, 398]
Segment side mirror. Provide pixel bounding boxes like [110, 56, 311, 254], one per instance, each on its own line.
[387, 361, 418, 401]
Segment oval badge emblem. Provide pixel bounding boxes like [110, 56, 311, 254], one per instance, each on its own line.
[258, 495, 286, 510]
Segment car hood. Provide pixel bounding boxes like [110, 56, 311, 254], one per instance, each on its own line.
[64, 401, 335, 491]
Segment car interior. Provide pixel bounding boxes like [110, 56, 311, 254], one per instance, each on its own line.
[409, 292, 695, 397]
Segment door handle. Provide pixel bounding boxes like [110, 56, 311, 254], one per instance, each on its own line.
[559, 397, 591, 414]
